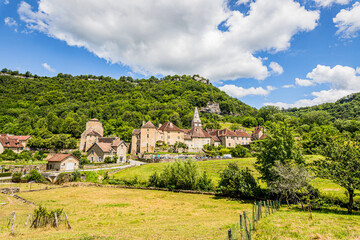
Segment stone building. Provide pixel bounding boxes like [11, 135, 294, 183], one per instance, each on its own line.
[207, 128, 252, 148]
[87, 137, 128, 163]
[79, 118, 104, 152]
[0, 134, 31, 154]
[47, 154, 79, 171]
[251, 126, 266, 140]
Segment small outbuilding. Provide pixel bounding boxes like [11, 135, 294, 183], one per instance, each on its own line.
[47, 154, 80, 171]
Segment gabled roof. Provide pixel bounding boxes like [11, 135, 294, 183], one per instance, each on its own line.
[234, 130, 251, 138]
[48, 154, 78, 162]
[98, 137, 117, 143]
[158, 121, 183, 132]
[86, 130, 102, 137]
[94, 142, 114, 153]
[141, 121, 156, 129]
[184, 133, 191, 140]
[89, 118, 100, 121]
[9, 135, 31, 141]
[211, 135, 221, 142]
[0, 135, 24, 148]
[217, 128, 237, 137]
[132, 129, 140, 135]
[189, 127, 211, 138]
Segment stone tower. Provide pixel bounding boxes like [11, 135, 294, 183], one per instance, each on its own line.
[191, 107, 202, 128]
[79, 118, 104, 152]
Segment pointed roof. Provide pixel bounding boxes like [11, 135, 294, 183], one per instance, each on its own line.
[189, 127, 211, 138]
[89, 118, 100, 121]
[192, 107, 201, 123]
[141, 121, 156, 128]
[48, 154, 78, 162]
[86, 130, 102, 137]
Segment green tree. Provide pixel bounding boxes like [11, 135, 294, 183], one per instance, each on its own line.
[254, 122, 303, 183]
[217, 163, 260, 198]
[230, 145, 250, 158]
[314, 139, 360, 214]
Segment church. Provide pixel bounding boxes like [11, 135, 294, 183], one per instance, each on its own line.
[131, 108, 252, 155]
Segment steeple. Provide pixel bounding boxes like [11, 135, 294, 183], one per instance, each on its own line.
[191, 107, 202, 128]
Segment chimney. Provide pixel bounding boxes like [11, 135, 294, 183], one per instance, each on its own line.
[142, 120, 145, 126]
[159, 123, 162, 128]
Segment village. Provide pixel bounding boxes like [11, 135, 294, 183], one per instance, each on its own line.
[0, 107, 265, 176]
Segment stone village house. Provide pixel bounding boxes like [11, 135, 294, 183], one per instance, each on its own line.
[0, 134, 31, 154]
[47, 153, 80, 171]
[131, 108, 253, 155]
[79, 118, 128, 163]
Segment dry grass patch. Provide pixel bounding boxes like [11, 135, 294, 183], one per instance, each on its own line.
[0, 186, 252, 239]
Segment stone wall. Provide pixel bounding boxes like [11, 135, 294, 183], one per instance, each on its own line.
[1, 164, 47, 174]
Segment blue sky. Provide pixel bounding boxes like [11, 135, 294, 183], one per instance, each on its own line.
[1, 0, 360, 109]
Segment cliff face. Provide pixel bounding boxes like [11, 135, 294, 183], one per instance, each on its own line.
[201, 102, 221, 114]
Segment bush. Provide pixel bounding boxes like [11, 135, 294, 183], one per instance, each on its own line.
[104, 156, 115, 164]
[25, 169, 45, 183]
[230, 145, 251, 158]
[11, 172, 22, 182]
[217, 163, 260, 198]
[0, 172, 12, 177]
[148, 160, 213, 191]
[31, 205, 63, 228]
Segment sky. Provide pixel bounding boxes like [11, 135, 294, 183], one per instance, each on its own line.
[0, 0, 360, 109]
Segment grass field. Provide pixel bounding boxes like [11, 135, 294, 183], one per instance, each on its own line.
[0, 187, 253, 239]
[219, 123, 255, 133]
[0, 160, 47, 165]
[111, 156, 360, 201]
[252, 207, 360, 239]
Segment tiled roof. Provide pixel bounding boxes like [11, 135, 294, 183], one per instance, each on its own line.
[234, 130, 251, 138]
[0, 135, 24, 148]
[96, 142, 114, 152]
[217, 129, 237, 137]
[184, 134, 191, 140]
[98, 137, 117, 143]
[48, 154, 78, 162]
[189, 127, 211, 138]
[132, 129, 140, 135]
[211, 135, 221, 142]
[141, 121, 156, 129]
[86, 130, 102, 137]
[9, 135, 31, 141]
[90, 118, 100, 121]
[158, 121, 183, 132]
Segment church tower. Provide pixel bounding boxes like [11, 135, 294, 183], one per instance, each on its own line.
[191, 107, 202, 128]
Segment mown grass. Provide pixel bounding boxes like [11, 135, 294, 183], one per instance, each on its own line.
[0, 183, 54, 191]
[112, 155, 360, 201]
[252, 207, 360, 239]
[0, 161, 47, 165]
[219, 123, 255, 133]
[0, 187, 253, 239]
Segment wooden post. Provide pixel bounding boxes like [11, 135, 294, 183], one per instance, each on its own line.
[240, 213, 243, 240]
[252, 204, 255, 230]
[259, 201, 262, 219]
[228, 229, 232, 240]
[25, 213, 31, 227]
[243, 211, 251, 240]
[55, 212, 59, 231]
[11, 212, 16, 235]
[64, 212, 71, 229]
[264, 201, 267, 216]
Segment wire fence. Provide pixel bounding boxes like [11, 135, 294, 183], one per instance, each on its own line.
[226, 200, 281, 240]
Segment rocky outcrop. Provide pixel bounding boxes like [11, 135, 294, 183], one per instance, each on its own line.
[200, 102, 221, 114]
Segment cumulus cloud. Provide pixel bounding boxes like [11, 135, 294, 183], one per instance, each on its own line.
[219, 85, 276, 98]
[42, 62, 55, 72]
[266, 64, 360, 108]
[17, 0, 319, 81]
[4, 17, 17, 27]
[295, 78, 315, 86]
[269, 62, 284, 75]
[282, 84, 295, 88]
[334, 2, 360, 38]
[314, 0, 351, 7]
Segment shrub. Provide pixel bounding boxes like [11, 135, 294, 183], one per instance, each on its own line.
[31, 205, 63, 228]
[217, 163, 260, 198]
[230, 145, 251, 158]
[11, 172, 22, 182]
[148, 160, 213, 191]
[25, 169, 45, 183]
[0, 172, 12, 177]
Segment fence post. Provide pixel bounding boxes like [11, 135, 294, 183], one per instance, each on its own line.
[243, 211, 251, 240]
[264, 201, 267, 216]
[64, 212, 71, 229]
[11, 212, 16, 235]
[252, 204, 255, 230]
[228, 229, 232, 240]
[259, 201, 262, 219]
[240, 213, 243, 240]
[25, 213, 31, 227]
[55, 212, 59, 231]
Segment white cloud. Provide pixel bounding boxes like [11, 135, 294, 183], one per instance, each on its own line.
[269, 62, 284, 75]
[42, 63, 55, 72]
[18, 0, 319, 81]
[266, 64, 360, 108]
[334, 2, 360, 38]
[282, 84, 295, 88]
[295, 78, 315, 86]
[314, 0, 351, 7]
[4, 17, 17, 27]
[236, 0, 252, 5]
[4, 0, 10, 4]
[219, 85, 276, 98]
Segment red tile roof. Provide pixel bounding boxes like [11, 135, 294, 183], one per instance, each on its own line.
[48, 154, 78, 162]
[234, 130, 251, 138]
[141, 121, 156, 129]
[9, 135, 31, 141]
[189, 127, 211, 138]
[158, 121, 183, 132]
[86, 130, 102, 137]
[0, 135, 24, 148]
[132, 129, 140, 135]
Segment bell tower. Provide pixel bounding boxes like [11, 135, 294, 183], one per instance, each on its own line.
[191, 107, 202, 128]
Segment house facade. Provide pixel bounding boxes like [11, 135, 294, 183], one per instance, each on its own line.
[0, 134, 31, 154]
[87, 137, 128, 163]
[79, 118, 104, 152]
[47, 154, 79, 171]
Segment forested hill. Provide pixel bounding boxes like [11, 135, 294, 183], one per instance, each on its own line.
[0, 74, 255, 141]
[285, 93, 360, 120]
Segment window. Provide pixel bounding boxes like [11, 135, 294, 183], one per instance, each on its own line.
[98, 156, 102, 162]
[91, 150, 94, 155]
[147, 129, 149, 132]
[91, 157, 94, 162]
[177, 136, 180, 139]
[147, 134, 149, 138]
[228, 143, 231, 147]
